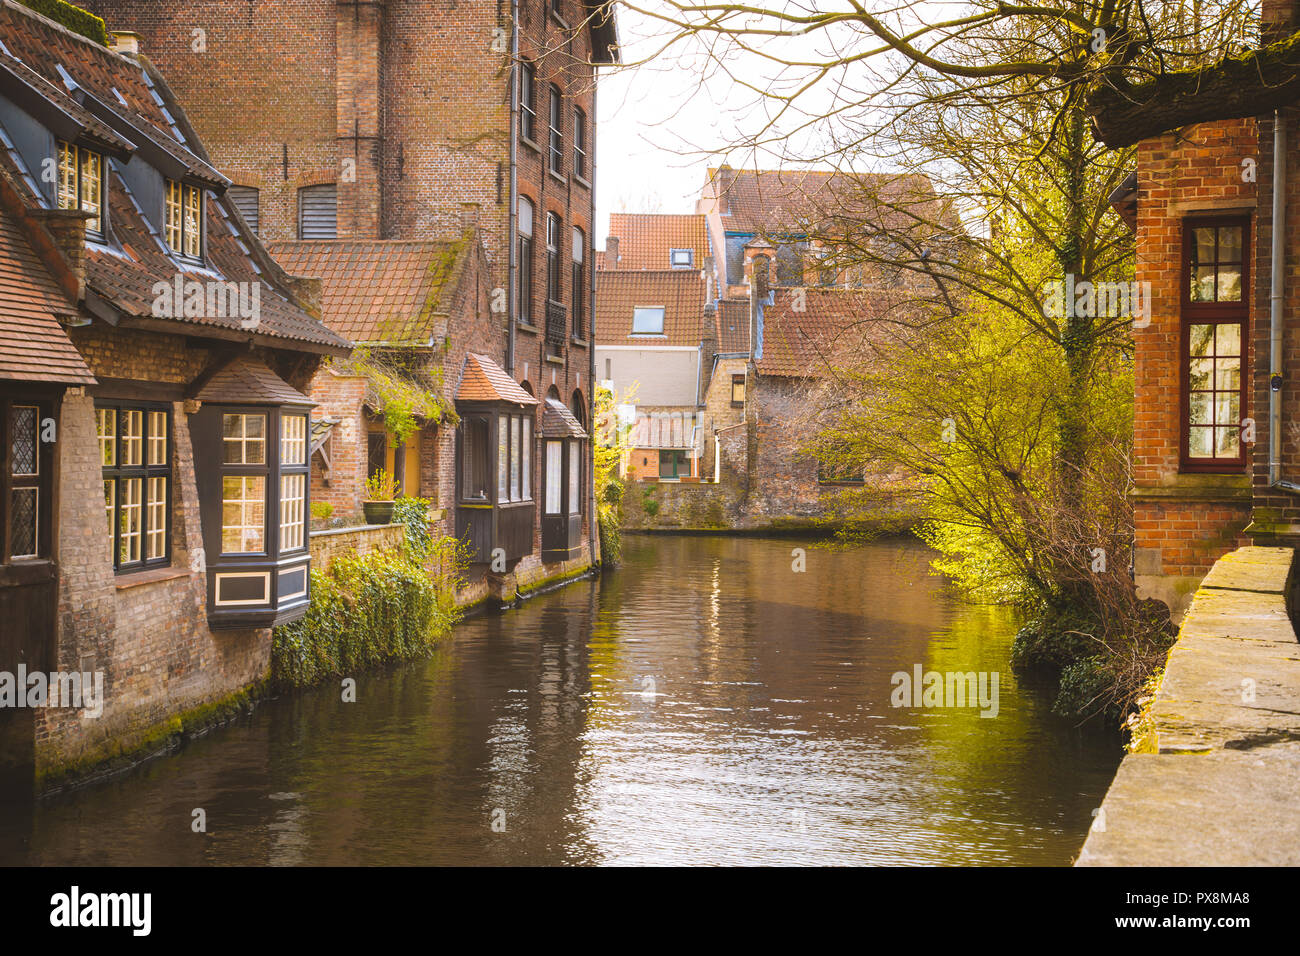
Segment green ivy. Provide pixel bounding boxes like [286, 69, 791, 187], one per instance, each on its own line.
[270, 538, 463, 690]
[19, 1, 110, 45]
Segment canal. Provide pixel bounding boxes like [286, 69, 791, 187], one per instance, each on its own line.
[1, 535, 1120, 865]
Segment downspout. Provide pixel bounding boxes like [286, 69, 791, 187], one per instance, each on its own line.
[1269, 110, 1300, 492]
[588, 49, 600, 565]
[506, 0, 519, 375]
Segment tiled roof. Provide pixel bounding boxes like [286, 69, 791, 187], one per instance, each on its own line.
[0, 2, 347, 353]
[192, 355, 313, 405]
[456, 352, 537, 406]
[755, 288, 890, 377]
[267, 238, 469, 345]
[705, 166, 941, 237]
[606, 213, 708, 271]
[594, 269, 705, 347]
[541, 397, 587, 438]
[0, 194, 93, 384]
[715, 298, 749, 353]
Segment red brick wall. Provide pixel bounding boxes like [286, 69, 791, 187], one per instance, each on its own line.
[1132, 119, 1256, 583]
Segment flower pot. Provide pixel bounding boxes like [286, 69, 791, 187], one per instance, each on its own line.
[363, 500, 395, 525]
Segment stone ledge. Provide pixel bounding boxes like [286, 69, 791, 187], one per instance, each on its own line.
[1077, 545, 1300, 865]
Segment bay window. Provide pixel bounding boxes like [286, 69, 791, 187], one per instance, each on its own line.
[455, 393, 538, 565]
[191, 359, 314, 628]
[540, 397, 587, 562]
[1182, 216, 1248, 470]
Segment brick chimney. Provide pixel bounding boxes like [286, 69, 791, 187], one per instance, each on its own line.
[37, 208, 89, 302]
[460, 201, 480, 232]
[606, 235, 620, 269]
[699, 300, 718, 403]
[111, 32, 141, 56]
[715, 164, 735, 216]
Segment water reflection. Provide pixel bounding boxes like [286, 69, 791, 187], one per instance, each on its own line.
[0, 536, 1119, 865]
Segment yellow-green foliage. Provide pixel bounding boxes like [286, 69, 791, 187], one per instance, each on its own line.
[338, 348, 455, 443]
[271, 533, 463, 689]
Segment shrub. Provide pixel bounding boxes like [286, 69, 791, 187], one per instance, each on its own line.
[310, 501, 334, 523]
[20, 1, 110, 45]
[364, 469, 398, 501]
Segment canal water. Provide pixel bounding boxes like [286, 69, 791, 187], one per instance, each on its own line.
[1, 536, 1120, 866]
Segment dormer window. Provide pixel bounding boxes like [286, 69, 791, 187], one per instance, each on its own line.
[670, 249, 693, 269]
[165, 179, 202, 259]
[56, 141, 104, 236]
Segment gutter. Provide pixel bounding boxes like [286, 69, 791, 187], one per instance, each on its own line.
[506, 0, 519, 376]
[1269, 110, 1300, 493]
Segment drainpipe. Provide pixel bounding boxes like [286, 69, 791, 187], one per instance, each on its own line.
[506, 0, 519, 375]
[589, 78, 599, 565]
[1269, 110, 1300, 492]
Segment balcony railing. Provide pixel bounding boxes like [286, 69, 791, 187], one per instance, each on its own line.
[545, 300, 567, 349]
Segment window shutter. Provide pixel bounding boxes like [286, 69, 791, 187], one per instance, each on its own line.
[298, 184, 337, 239]
[228, 185, 260, 236]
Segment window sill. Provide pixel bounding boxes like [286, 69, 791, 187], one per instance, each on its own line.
[545, 355, 565, 366]
[115, 566, 196, 590]
[572, 173, 591, 190]
[549, 169, 567, 187]
[517, 321, 540, 334]
[521, 135, 542, 155]
[570, 336, 588, 348]
[1131, 473, 1251, 501]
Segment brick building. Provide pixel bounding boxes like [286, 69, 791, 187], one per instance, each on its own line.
[1113, 1, 1300, 617]
[87, 0, 620, 590]
[0, 0, 348, 791]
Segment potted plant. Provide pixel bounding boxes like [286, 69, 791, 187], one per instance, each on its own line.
[363, 470, 399, 525]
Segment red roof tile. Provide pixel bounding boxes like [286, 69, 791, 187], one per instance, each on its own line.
[594, 269, 704, 347]
[192, 355, 313, 405]
[755, 288, 894, 377]
[0, 195, 93, 384]
[606, 213, 709, 271]
[715, 298, 750, 353]
[541, 397, 587, 438]
[268, 238, 470, 345]
[456, 352, 537, 406]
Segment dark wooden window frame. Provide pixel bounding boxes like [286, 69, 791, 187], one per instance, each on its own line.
[519, 61, 537, 144]
[1179, 214, 1250, 474]
[519, 196, 535, 326]
[56, 140, 107, 240]
[164, 178, 205, 263]
[548, 84, 563, 175]
[571, 226, 585, 338]
[1, 394, 56, 565]
[97, 400, 172, 573]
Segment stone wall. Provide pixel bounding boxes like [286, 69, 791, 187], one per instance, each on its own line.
[1078, 546, 1300, 865]
[308, 523, 405, 571]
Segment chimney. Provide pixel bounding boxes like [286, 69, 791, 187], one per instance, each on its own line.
[460, 201, 480, 232]
[37, 208, 88, 301]
[606, 235, 620, 269]
[751, 253, 771, 302]
[700, 300, 718, 404]
[716, 164, 735, 216]
[111, 32, 141, 56]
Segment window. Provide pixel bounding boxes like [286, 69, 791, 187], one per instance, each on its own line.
[573, 106, 587, 179]
[2, 400, 52, 562]
[731, 373, 746, 407]
[56, 141, 104, 236]
[98, 402, 171, 571]
[495, 412, 534, 503]
[569, 441, 580, 515]
[1182, 217, 1248, 469]
[670, 248, 694, 269]
[659, 450, 689, 479]
[279, 414, 308, 552]
[223, 412, 266, 465]
[298, 184, 337, 239]
[220, 413, 268, 554]
[632, 306, 665, 335]
[520, 61, 536, 143]
[548, 85, 563, 175]
[545, 440, 563, 514]
[518, 197, 534, 325]
[367, 431, 386, 481]
[165, 179, 203, 259]
[461, 415, 490, 501]
[571, 226, 585, 338]
[546, 212, 561, 304]
[228, 185, 259, 236]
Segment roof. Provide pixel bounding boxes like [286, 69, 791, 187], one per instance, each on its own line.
[0, 2, 347, 353]
[755, 288, 889, 377]
[0, 195, 93, 384]
[541, 397, 587, 439]
[267, 238, 470, 345]
[456, 352, 537, 406]
[606, 213, 708, 271]
[715, 298, 750, 353]
[192, 355, 313, 405]
[703, 165, 942, 238]
[594, 269, 705, 347]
